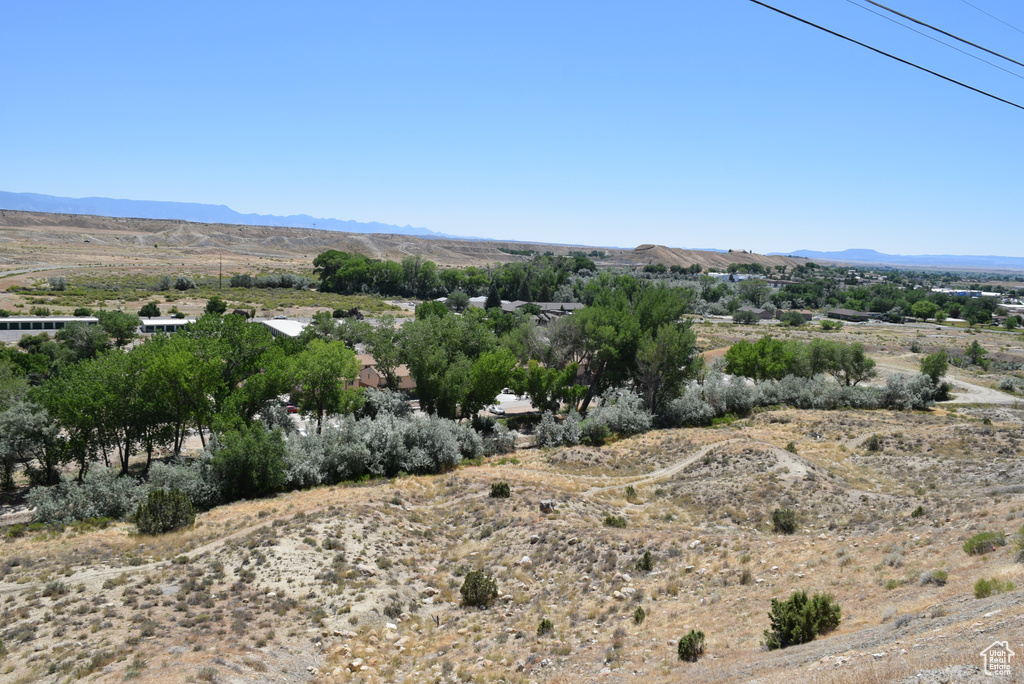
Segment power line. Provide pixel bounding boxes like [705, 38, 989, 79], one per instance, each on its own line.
[861, 0, 1024, 70]
[844, 0, 1024, 82]
[956, 0, 1024, 37]
[746, 0, 1024, 112]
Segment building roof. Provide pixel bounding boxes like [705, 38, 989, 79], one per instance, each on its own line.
[140, 317, 196, 325]
[256, 319, 308, 338]
[0, 316, 100, 323]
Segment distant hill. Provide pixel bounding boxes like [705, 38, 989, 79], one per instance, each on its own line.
[774, 248, 1024, 270]
[0, 209, 805, 276]
[0, 191, 451, 239]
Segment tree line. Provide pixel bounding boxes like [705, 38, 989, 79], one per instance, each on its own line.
[313, 251, 597, 302]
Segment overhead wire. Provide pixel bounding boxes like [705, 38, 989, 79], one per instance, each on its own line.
[745, 0, 1024, 111]
[860, 0, 1024, 69]
[843, 0, 1024, 81]
[955, 0, 1024, 38]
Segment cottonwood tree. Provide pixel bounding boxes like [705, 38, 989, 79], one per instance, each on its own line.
[54, 321, 110, 363]
[0, 402, 62, 488]
[509, 360, 584, 412]
[291, 339, 359, 434]
[830, 343, 876, 387]
[366, 316, 403, 391]
[95, 310, 141, 348]
[920, 350, 948, 385]
[400, 310, 513, 419]
[634, 322, 702, 413]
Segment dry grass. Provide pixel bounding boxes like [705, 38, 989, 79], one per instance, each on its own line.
[2, 403, 1023, 683]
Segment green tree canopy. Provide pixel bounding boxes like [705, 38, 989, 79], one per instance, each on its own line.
[920, 350, 948, 385]
[291, 339, 359, 433]
[95, 310, 141, 348]
[138, 301, 161, 318]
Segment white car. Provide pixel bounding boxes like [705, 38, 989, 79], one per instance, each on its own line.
[488, 405, 506, 415]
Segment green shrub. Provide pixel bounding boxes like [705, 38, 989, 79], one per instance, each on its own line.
[204, 296, 228, 315]
[174, 275, 195, 291]
[911, 505, 925, 518]
[138, 301, 161, 317]
[785, 441, 797, 454]
[625, 485, 637, 502]
[633, 606, 646, 625]
[211, 424, 286, 501]
[460, 570, 498, 607]
[72, 307, 92, 317]
[489, 482, 511, 499]
[963, 531, 1006, 556]
[677, 629, 705, 662]
[603, 514, 627, 528]
[537, 618, 553, 636]
[919, 569, 947, 586]
[865, 434, 881, 451]
[134, 488, 195, 535]
[974, 577, 1014, 599]
[780, 311, 806, 327]
[580, 420, 611, 446]
[771, 508, 797, 534]
[635, 550, 654, 573]
[763, 591, 841, 651]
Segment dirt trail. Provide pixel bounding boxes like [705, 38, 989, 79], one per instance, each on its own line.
[584, 439, 742, 494]
[875, 358, 1017, 406]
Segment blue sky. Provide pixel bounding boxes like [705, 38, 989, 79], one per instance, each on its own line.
[2, 0, 1023, 255]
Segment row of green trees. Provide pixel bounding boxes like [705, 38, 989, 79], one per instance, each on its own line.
[724, 336, 877, 386]
[313, 251, 596, 302]
[0, 314, 360, 488]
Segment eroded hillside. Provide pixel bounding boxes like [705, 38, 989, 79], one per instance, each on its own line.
[2, 405, 1023, 684]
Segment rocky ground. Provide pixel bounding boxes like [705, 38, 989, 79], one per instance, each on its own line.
[2, 400, 1024, 683]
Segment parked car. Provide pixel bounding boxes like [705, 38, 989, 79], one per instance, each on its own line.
[488, 405, 505, 415]
[285, 404, 299, 414]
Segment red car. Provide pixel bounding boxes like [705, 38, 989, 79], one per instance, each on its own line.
[285, 404, 299, 414]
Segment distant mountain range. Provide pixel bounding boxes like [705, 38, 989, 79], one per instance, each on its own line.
[772, 248, 1024, 270]
[0, 191, 453, 239]
[3, 192, 1021, 270]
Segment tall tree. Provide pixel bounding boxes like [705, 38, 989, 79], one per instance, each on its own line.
[291, 339, 359, 434]
[366, 316, 403, 391]
[95, 310, 141, 348]
[54, 321, 110, 363]
[634, 322, 702, 412]
[400, 310, 511, 419]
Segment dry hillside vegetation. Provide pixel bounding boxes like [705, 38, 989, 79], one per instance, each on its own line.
[2, 404, 1024, 684]
[0, 210, 804, 279]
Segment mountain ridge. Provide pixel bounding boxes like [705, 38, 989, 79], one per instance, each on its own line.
[773, 248, 1024, 270]
[0, 190, 452, 239]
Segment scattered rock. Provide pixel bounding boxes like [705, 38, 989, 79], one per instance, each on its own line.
[540, 500, 556, 514]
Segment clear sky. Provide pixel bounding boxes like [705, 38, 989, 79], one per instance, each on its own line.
[2, 1, 1023, 255]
